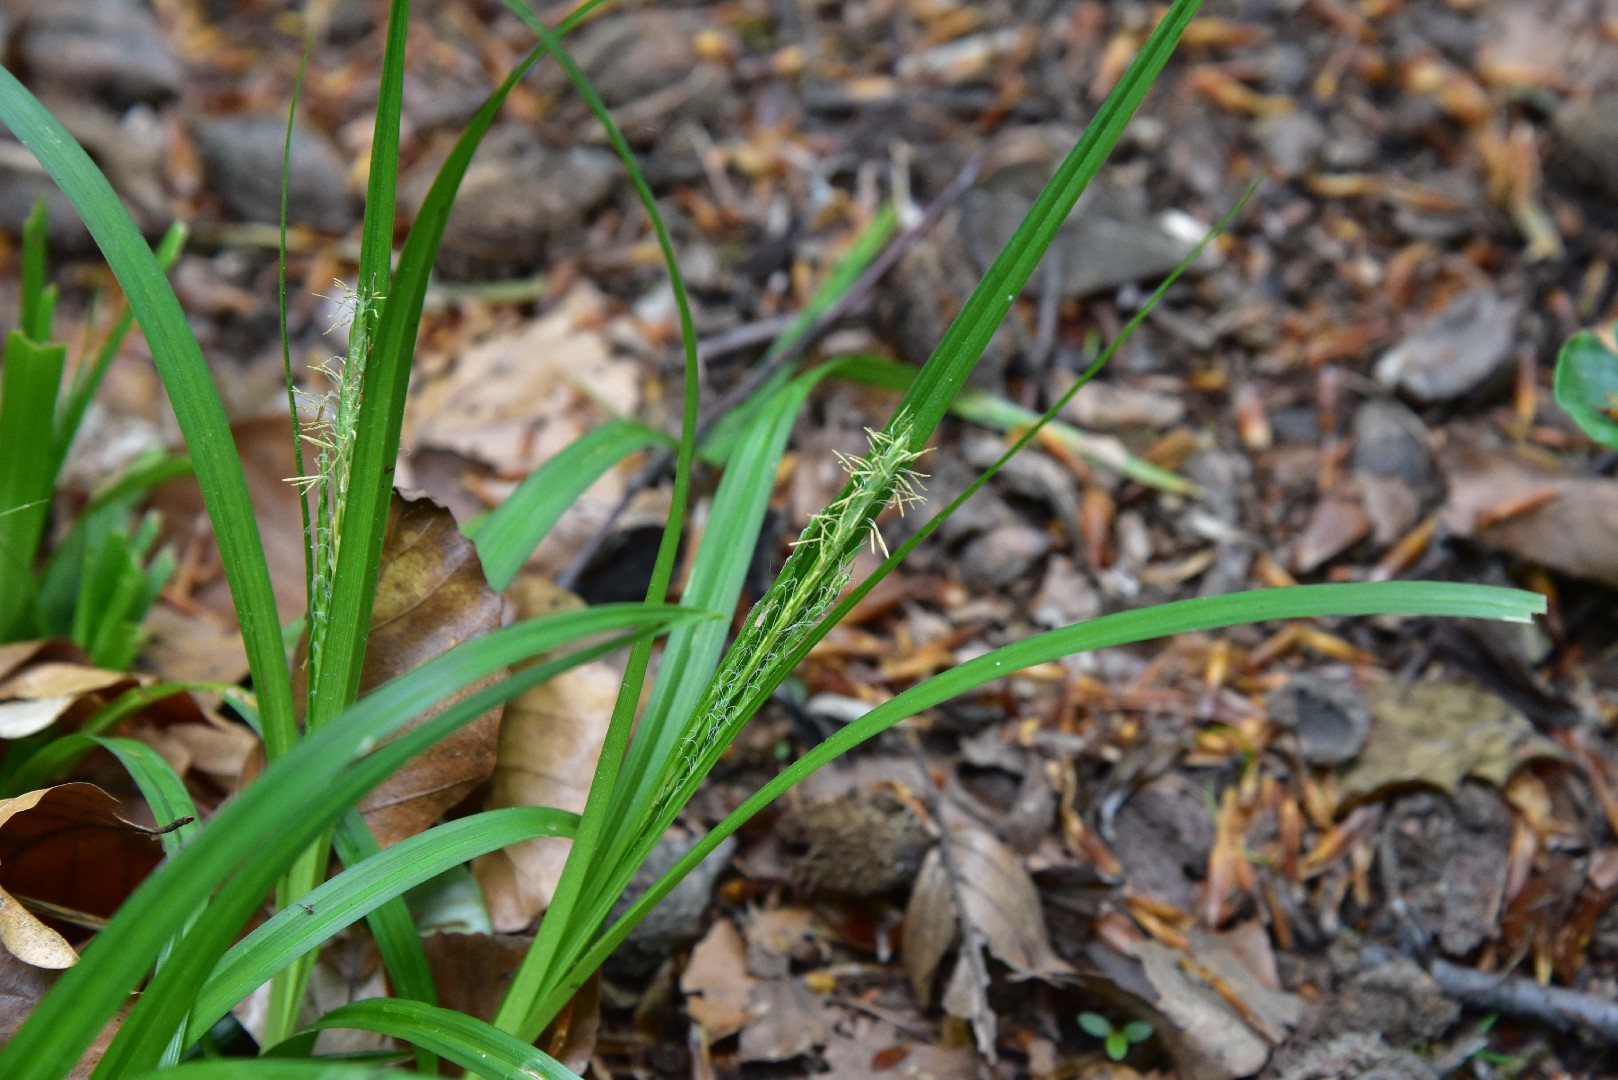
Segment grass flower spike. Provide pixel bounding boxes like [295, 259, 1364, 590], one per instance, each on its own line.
[289, 279, 382, 706]
[655, 416, 928, 812]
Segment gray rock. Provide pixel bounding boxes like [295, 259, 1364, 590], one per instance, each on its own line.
[1269, 673, 1372, 766]
[958, 522, 1052, 590]
[15, 0, 183, 107]
[1182, 449, 1253, 526]
[1375, 287, 1519, 404]
[195, 115, 357, 233]
[604, 832, 737, 979]
[1254, 112, 1327, 179]
[429, 124, 617, 279]
[1553, 92, 1618, 201]
[1351, 400, 1431, 485]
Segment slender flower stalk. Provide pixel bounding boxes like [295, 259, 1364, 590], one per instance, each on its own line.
[653, 417, 927, 811]
[287, 280, 381, 716]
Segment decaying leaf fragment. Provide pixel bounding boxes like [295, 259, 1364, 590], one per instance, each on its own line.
[352, 492, 505, 847]
[1339, 680, 1564, 808]
[472, 575, 618, 931]
[0, 784, 163, 968]
[903, 826, 1070, 1060]
[0, 641, 136, 740]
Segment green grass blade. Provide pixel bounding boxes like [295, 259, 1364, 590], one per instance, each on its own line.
[893, 0, 1201, 448]
[533, 581, 1544, 1025]
[0, 605, 694, 1080]
[57, 224, 187, 472]
[94, 610, 692, 1080]
[352, 0, 406, 323]
[836, 354, 1195, 494]
[272, 1, 408, 1036]
[189, 808, 577, 1037]
[470, 418, 673, 592]
[91, 626, 668, 1080]
[490, 2, 706, 1036]
[288, 999, 581, 1080]
[607, 360, 850, 837]
[329, 811, 439, 1070]
[131, 1065, 415, 1080]
[20, 198, 56, 342]
[0, 65, 297, 763]
[314, 0, 613, 728]
[0, 331, 67, 637]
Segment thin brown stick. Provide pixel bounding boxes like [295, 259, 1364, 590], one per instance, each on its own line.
[1430, 958, 1618, 1044]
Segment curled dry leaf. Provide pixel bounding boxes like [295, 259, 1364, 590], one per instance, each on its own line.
[0, 651, 134, 740]
[0, 885, 77, 969]
[472, 575, 618, 931]
[1339, 680, 1565, 809]
[350, 492, 505, 847]
[0, 640, 253, 810]
[0, 784, 162, 966]
[1441, 427, 1618, 589]
[681, 917, 755, 1041]
[903, 826, 1070, 1059]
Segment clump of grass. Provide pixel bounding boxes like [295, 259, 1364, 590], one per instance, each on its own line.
[0, 0, 1546, 1077]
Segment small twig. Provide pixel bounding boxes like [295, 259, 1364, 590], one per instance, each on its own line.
[557, 154, 985, 589]
[694, 315, 798, 364]
[1430, 958, 1618, 1044]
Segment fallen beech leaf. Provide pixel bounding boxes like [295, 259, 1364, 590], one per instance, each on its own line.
[1442, 427, 1618, 589]
[421, 932, 532, 1023]
[1292, 485, 1371, 573]
[0, 785, 162, 962]
[404, 283, 639, 476]
[0, 950, 123, 1077]
[1133, 938, 1271, 1080]
[0, 654, 137, 740]
[0, 884, 77, 968]
[351, 493, 505, 847]
[472, 575, 617, 930]
[1339, 680, 1565, 808]
[904, 827, 1071, 1060]
[681, 917, 756, 1040]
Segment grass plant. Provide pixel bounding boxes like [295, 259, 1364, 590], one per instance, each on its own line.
[0, 0, 1546, 1076]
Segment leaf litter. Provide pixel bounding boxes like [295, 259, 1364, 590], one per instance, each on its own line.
[10, 0, 1618, 1075]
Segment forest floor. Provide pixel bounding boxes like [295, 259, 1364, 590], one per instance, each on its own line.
[4, 0, 1618, 1077]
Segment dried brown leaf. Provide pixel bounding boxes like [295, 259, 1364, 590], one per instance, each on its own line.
[906, 826, 1075, 989]
[1442, 429, 1618, 589]
[0, 785, 162, 958]
[0, 950, 123, 1077]
[350, 492, 505, 847]
[681, 917, 756, 1041]
[0, 884, 77, 969]
[472, 575, 616, 931]
[0, 658, 136, 739]
[1339, 680, 1565, 808]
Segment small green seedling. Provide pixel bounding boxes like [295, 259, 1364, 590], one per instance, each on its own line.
[1553, 324, 1618, 450]
[1078, 1011, 1154, 1062]
[0, 200, 187, 666]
